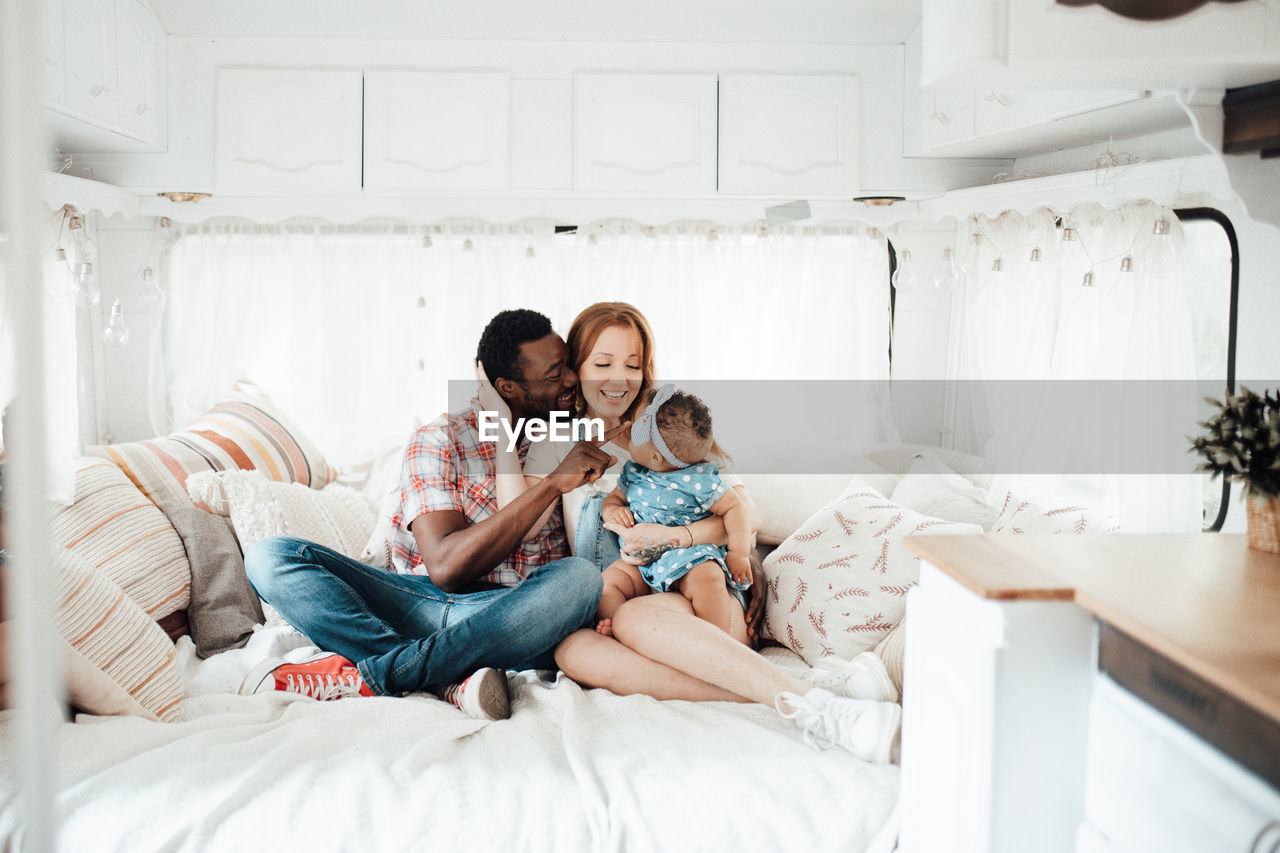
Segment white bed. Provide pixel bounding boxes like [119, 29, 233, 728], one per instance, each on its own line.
[0, 624, 901, 852]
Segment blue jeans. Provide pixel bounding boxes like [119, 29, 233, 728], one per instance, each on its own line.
[244, 536, 602, 696]
[574, 492, 622, 569]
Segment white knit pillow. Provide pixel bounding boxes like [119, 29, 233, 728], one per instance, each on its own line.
[762, 477, 982, 665]
[188, 470, 376, 626]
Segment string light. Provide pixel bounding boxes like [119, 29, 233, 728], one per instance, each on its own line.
[932, 247, 960, 293]
[891, 249, 919, 292]
[104, 300, 130, 348]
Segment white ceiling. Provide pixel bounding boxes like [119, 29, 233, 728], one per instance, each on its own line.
[148, 0, 921, 43]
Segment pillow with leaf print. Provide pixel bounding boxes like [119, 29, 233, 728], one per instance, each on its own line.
[761, 477, 982, 665]
[989, 488, 1120, 535]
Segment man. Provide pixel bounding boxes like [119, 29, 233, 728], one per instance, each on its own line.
[242, 309, 623, 720]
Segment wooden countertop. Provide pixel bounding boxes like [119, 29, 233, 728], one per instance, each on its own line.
[905, 534, 1280, 728]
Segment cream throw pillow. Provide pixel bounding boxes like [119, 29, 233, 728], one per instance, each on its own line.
[762, 477, 982, 665]
[55, 548, 184, 722]
[52, 458, 192, 620]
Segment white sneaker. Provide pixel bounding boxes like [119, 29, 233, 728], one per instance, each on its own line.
[775, 688, 901, 764]
[439, 667, 511, 721]
[806, 651, 899, 703]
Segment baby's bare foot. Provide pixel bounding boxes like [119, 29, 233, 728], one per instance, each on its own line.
[596, 618, 614, 637]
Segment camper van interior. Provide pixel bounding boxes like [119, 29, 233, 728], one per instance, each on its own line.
[2, 0, 1280, 850]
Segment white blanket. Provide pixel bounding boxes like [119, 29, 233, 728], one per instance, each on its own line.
[2, 626, 900, 852]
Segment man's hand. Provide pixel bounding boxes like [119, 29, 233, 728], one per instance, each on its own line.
[602, 504, 634, 528]
[546, 422, 629, 494]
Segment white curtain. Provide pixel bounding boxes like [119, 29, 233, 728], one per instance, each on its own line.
[159, 219, 891, 470]
[940, 201, 1201, 532]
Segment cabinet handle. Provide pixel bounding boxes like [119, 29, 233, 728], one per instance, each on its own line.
[89, 85, 104, 97]
[928, 110, 952, 126]
[135, 103, 150, 115]
[983, 90, 1015, 107]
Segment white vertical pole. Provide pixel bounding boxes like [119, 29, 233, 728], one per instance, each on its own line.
[2, 0, 61, 848]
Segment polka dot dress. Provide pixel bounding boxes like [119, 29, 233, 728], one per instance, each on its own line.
[617, 461, 747, 593]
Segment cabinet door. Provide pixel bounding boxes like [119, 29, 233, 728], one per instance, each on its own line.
[115, 0, 166, 145]
[363, 71, 509, 191]
[216, 69, 363, 191]
[64, 0, 118, 127]
[718, 75, 859, 195]
[913, 85, 976, 150]
[41, 0, 66, 108]
[974, 88, 1142, 137]
[574, 73, 717, 193]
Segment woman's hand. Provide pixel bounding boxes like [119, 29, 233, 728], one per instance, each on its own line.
[474, 360, 512, 424]
[605, 521, 686, 565]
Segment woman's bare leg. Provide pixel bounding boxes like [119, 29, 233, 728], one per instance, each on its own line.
[609, 593, 810, 707]
[555, 628, 748, 702]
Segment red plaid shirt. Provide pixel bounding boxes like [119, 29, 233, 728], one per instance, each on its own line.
[390, 398, 568, 586]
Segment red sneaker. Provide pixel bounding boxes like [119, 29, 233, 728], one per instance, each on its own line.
[439, 667, 511, 720]
[239, 652, 375, 700]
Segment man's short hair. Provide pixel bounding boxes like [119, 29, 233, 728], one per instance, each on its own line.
[476, 309, 555, 385]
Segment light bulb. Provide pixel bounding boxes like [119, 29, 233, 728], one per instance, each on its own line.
[67, 214, 93, 267]
[422, 234, 433, 249]
[104, 300, 130, 348]
[1082, 269, 1096, 288]
[1140, 217, 1178, 278]
[756, 222, 773, 253]
[1108, 255, 1136, 314]
[462, 237, 474, 252]
[587, 233, 602, 259]
[141, 267, 163, 308]
[891, 249, 919, 292]
[74, 262, 100, 307]
[1057, 224, 1088, 282]
[706, 228, 723, 255]
[981, 256, 1006, 304]
[932, 247, 960, 293]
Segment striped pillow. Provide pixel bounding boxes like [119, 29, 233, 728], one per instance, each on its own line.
[89, 382, 333, 506]
[52, 458, 191, 621]
[55, 547, 184, 722]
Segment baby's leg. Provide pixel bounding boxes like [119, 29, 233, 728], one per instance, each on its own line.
[675, 561, 748, 644]
[597, 559, 649, 637]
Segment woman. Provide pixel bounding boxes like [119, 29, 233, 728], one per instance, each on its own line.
[485, 302, 901, 760]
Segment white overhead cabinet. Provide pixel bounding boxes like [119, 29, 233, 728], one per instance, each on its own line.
[717, 75, 859, 195]
[363, 72, 509, 191]
[920, 0, 1280, 90]
[114, 0, 166, 145]
[43, 0, 166, 151]
[903, 24, 1179, 159]
[574, 73, 718, 193]
[215, 69, 364, 191]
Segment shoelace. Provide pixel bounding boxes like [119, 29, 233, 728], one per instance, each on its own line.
[775, 691, 847, 750]
[284, 672, 364, 701]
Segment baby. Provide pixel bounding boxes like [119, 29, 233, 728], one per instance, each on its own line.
[597, 385, 754, 641]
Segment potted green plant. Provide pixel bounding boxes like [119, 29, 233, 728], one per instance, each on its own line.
[1191, 387, 1280, 552]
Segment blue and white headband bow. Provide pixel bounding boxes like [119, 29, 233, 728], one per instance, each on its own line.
[630, 383, 690, 469]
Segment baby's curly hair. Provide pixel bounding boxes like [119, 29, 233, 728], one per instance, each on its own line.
[475, 309, 554, 385]
[650, 389, 729, 465]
